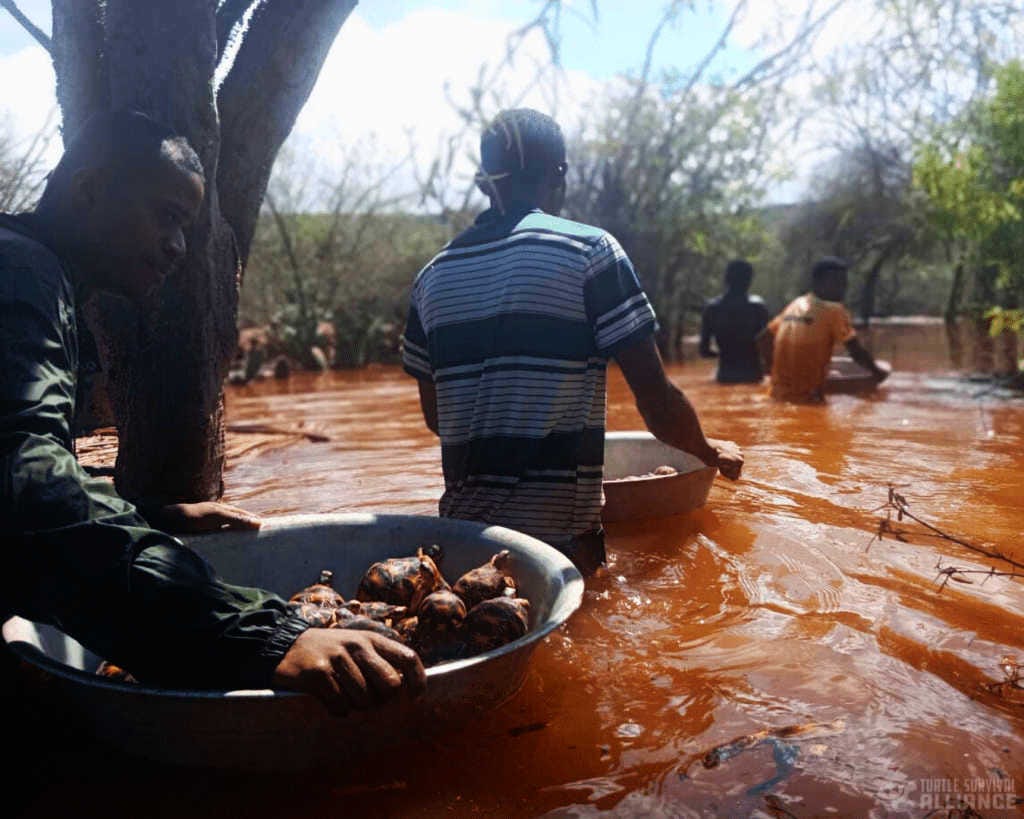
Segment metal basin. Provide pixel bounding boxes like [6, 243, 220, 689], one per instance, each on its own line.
[602, 431, 717, 522]
[2, 513, 583, 770]
[825, 356, 891, 395]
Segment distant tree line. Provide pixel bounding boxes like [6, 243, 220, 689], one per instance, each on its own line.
[3, 1, 1020, 375]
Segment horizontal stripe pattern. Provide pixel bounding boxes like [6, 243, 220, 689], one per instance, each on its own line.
[402, 207, 656, 544]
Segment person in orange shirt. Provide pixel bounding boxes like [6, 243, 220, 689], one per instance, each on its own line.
[757, 257, 889, 402]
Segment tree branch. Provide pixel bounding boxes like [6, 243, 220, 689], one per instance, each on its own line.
[730, 0, 846, 93]
[217, 0, 358, 266]
[0, 0, 51, 53]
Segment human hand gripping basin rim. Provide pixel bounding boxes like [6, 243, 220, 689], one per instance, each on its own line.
[2, 513, 583, 771]
[602, 431, 718, 523]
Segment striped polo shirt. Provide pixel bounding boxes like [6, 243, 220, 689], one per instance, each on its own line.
[402, 205, 657, 549]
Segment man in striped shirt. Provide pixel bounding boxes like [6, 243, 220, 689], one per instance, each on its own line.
[403, 109, 742, 573]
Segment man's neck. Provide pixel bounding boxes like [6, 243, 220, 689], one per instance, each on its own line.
[25, 207, 71, 257]
[488, 196, 541, 216]
[25, 208, 95, 295]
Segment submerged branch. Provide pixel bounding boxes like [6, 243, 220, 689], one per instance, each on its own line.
[868, 485, 1024, 582]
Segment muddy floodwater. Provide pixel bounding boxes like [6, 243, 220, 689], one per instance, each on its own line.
[55, 321, 1024, 817]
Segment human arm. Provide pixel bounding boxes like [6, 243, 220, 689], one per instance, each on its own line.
[829, 304, 887, 382]
[844, 337, 889, 382]
[0, 253, 422, 705]
[416, 379, 439, 436]
[755, 326, 775, 375]
[402, 295, 439, 434]
[582, 234, 741, 479]
[614, 337, 743, 480]
[698, 305, 717, 358]
[273, 628, 426, 716]
[138, 500, 262, 533]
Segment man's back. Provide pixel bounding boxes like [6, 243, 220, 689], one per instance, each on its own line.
[402, 205, 656, 549]
[701, 292, 770, 382]
[766, 293, 855, 402]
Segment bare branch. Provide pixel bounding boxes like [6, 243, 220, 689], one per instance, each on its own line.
[217, 0, 358, 265]
[871, 484, 1024, 574]
[680, 0, 747, 99]
[0, 0, 51, 53]
[731, 0, 847, 92]
[0, 109, 57, 211]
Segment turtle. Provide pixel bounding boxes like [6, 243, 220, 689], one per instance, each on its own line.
[96, 660, 138, 684]
[344, 600, 408, 626]
[355, 548, 449, 609]
[296, 602, 339, 628]
[332, 614, 402, 642]
[411, 589, 467, 665]
[452, 549, 516, 610]
[420, 543, 443, 563]
[289, 569, 344, 608]
[462, 597, 530, 656]
[393, 615, 419, 646]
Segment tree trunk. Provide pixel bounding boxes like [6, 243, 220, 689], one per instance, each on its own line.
[859, 245, 894, 324]
[945, 260, 965, 325]
[50, 0, 357, 503]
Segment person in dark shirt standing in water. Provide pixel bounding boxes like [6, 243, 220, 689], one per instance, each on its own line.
[699, 259, 771, 383]
[0, 111, 425, 740]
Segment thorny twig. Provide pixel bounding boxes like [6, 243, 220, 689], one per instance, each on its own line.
[981, 655, 1024, 699]
[932, 559, 1024, 592]
[871, 487, 1024, 707]
[868, 485, 1024, 576]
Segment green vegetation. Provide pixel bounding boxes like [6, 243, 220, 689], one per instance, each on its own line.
[1, 2, 1018, 374]
[914, 60, 1024, 332]
[238, 6, 1022, 374]
[243, 210, 451, 368]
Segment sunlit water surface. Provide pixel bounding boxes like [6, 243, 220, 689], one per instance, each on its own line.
[60, 322, 1024, 817]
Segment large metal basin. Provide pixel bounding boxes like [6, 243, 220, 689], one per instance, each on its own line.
[825, 356, 891, 394]
[2, 513, 583, 770]
[602, 431, 717, 522]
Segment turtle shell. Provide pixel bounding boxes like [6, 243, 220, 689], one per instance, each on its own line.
[289, 569, 345, 608]
[356, 549, 449, 608]
[452, 550, 515, 609]
[332, 615, 402, 642]
[296, 601, 339, 628]
[344, 600, 408, 626]
[394, 616, 419, 646]
[417, 590, 466, 632]
[463, 597, 530, 656]
[411, 590, 467, 665]
[420, 543, 443, 563]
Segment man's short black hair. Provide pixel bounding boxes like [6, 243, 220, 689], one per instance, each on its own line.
[38, 109, 203, 210]
[724, 259, 754, 291]
[811, 255, 849, 283]
[480, 108, 566, 183]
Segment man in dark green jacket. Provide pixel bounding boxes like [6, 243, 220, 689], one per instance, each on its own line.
[1, 111, 424, 715]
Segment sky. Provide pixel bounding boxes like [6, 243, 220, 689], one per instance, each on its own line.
[0, 0, 862, 205]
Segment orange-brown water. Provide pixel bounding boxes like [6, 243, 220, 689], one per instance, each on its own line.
[55, 322, 1024, 817]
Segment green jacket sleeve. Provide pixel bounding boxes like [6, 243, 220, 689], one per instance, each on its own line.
[0, 237, 309, 689]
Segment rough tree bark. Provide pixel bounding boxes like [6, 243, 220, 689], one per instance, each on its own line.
[29, 0, 358, 502]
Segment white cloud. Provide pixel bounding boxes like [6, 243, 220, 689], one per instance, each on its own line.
[0, 44, 59, 165]
[283, 8, 599, 205]
[0, 8, 599, 209]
